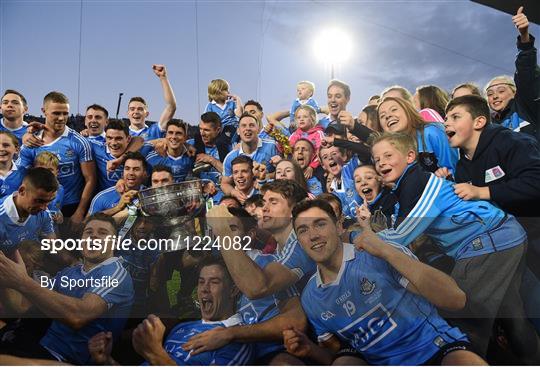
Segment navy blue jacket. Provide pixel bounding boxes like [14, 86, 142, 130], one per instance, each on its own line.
[454, 123, 540, 219]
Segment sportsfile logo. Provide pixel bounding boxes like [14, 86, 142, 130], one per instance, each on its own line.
[337, 303, 397, 351]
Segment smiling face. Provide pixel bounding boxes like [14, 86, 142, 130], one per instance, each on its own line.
[199, 120, 220, 146]
[294, 207, 340, 265]
[319, 146, 346, 177]
[105, 129, 130, 158]
[232, 162, 254, 192]
[486, 81, 515, 113]
[293, 140, 314, 170]
[353, 166, 381, 203]
[43, 102, 69, 134]
[166, 124, 186, 151]
[372, 140, 415, 184]
[122, 158, 147, 190]
[275, 160, 296, 180]
[85, 108, 108, 136]
[238, 115, 259, 144]
[378, 100, 409, 133]
[127, 101, 149, 128]
[0, 134, 18, 165]
[1, 93, 27, 122]
[197, 264, 235, 321]
[327, 85, 349, 118]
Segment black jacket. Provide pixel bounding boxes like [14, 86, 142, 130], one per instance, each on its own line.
[493, 35, 540, 140]
[454, 124, 540, 218]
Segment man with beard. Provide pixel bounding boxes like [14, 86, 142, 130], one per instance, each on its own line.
[88, 257, 253, 365]
[88, 152, 147, 216]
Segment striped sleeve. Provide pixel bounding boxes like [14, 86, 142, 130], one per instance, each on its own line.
[377, 175, 443, 247]
[72, 130, 94, 162]
[90, 261, 132, 309]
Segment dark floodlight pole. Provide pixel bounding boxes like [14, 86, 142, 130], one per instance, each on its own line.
[116, 93, 124, 119]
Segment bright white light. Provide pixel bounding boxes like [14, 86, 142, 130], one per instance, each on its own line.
[313, 28, 353, 65]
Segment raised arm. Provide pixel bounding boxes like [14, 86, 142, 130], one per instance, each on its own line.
[207, 206, 299, 298]
[153, 64, 177, 129]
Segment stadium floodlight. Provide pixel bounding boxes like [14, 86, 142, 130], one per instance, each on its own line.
[313, 28, 353, 79]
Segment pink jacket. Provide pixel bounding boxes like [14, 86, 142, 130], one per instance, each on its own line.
[419, 108, 444, 123]
[289, 125, 325, 168]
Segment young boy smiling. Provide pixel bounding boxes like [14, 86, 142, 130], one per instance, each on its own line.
[366, 132, 537, 358]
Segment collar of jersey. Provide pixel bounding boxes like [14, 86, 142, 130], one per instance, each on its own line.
[2, 193, 30, 225]
[391, 162, 417, 193]
[201, 313, 242, 327]
[316, 243, 355, 288]
[80, 256, 120, 276]
[0, 161, 18, 179]
[0, 118, 28, 131]
[129, 125, 147, 134]
[239, 138, 263, 155]
[39, 127, 70, 147]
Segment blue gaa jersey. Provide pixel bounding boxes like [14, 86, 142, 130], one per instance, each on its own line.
[307, 176, 323, 196]
[318, 115, 335, 130]
[330, 177, 362, 220]
[0, 193, 54, 254]
[377, 164, 526, 260]
[87, 134, 106, 144]
[40, 257, 133, 365]
[48, 183, 64, 216]
[417, 123, 458, 173]
[90, 140, 124, 191]
[302, 243, 467, 366]
[186, 138, 222, 184]
[0, 163, 25, 199]
[88, 186, 120, 215]
[290, 97, 321, 122]
[129, 123, 164, 141]
[158, 314, 252, 366]
[16, 127, 93, 206]
[146, 149, 194, 183]
[205, 100, 238, 128]
[0, 119, 28, 145]
[276, 230, 316, 282]
[238, 250, 298, 359]
[223, 139, 279, 177]
[342, 155, 361, 183]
